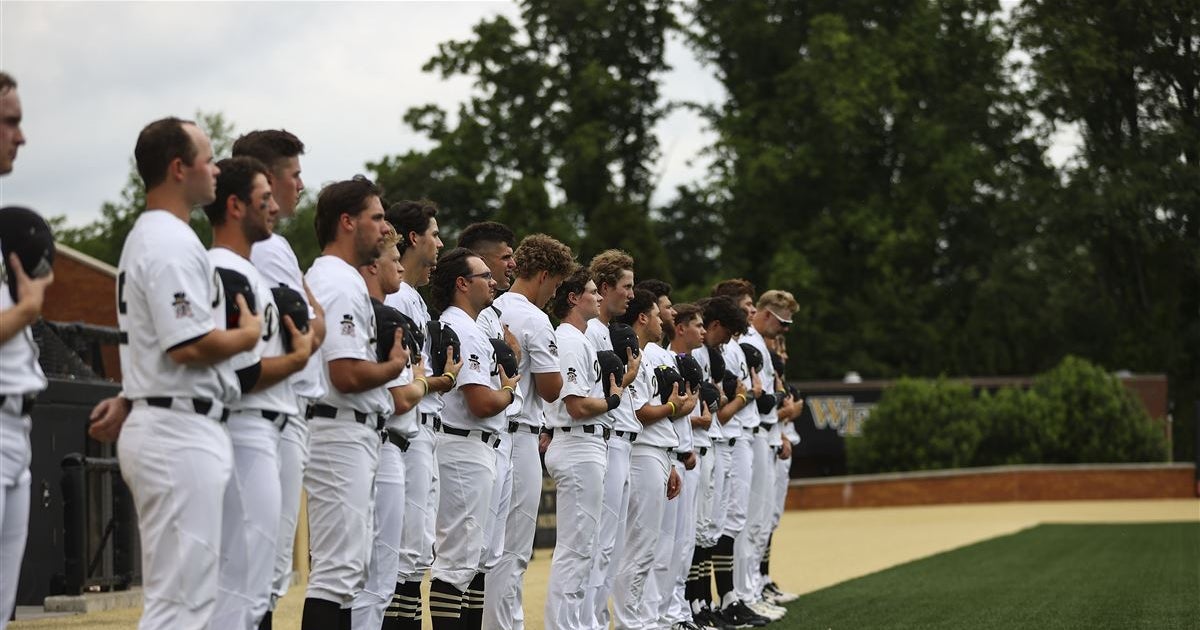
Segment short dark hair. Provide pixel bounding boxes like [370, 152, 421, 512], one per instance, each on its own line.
[617, 288, 658, 327]
[458, 221, 515, 252]
[134, 117, 197, 190]
[635, 279, 672, 300]
[314, 175, 382, 249]
[386, 199, 439, 250]
[551, 268, 592, 320]
[712, 278, 756, 302]
[428, 247, 478, 314]
[673, 303, 701, 328]
[231, 129, 305, 171]
[0, 72, 15, 94]
[203, 157, 269, 226]
[702, 295, 748, 335]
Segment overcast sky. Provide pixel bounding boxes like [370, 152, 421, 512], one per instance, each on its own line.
[0, 1, 725, 227]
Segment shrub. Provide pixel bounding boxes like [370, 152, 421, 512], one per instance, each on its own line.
[847, 378, 983, 474]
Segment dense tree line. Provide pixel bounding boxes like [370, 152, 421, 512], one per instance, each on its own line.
[57, 0, 1198, 460]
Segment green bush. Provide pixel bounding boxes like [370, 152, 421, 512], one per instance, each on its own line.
[847, 378, 983, 474]
[848, 356, 1166, 473]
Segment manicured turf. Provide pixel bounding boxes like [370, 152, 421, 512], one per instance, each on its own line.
[781, 522, 1199, 630]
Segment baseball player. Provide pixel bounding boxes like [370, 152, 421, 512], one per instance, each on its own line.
[425, 247, 519, 630]
[612, 288, 692, 630]
[383, 199, 456, 630]
[683, 296, 749, 628]
[708, 279, 771, 628]
[760, 341, 800, 606]
[483, 233, 575, 629]
[302, 176, 406, 629]
[0, 72, 48, 630]
[97, 118, 262, 629]
[236, 130, 328, 630]
[457, 221, 520, 627]
[660, 303, 710, 630]
[202, 156, 316, 630]
[635, 279, 674, 345]
[582, 249, 643, 630]
[543, 269, 623, 629]
[352, 227, 431, 630]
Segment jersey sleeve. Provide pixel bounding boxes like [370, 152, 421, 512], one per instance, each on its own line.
[456, 327, 495, 389]
[145, 252, 217, 352]
[557, 334, 594, 400]
[320, 289, 374, 363]
[527, 319, 560, 375]
[630, 361, 655, 410]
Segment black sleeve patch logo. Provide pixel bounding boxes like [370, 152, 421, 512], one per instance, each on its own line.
[340, 314, 356, 336]
[468, 353, 482, 372]
[172, 292, 193, 319]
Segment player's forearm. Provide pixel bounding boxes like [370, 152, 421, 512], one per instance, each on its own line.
[564, 394, 610, 420]
[464, 384, 514, 418]
[0, 301, 39, 344]
[310, 315, 326, 349]
[716, 398, 744, 423]
[690, 414, 710, 429]
[168, 328, 258, 366]
[635, 402, 673, 425]
[389, 381, 426, 415]
[534, 372, 563, 403]
[328, 358, 405, 394]
[253, 352, 308, 392]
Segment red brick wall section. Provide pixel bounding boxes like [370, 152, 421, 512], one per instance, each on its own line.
[786, 464, 1196, 510]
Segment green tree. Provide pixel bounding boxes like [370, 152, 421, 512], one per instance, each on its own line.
[368, 1, 674, 278]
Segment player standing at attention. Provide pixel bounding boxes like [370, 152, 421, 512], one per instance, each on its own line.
[302, 176, 405, 629]
[425, 247, 519, 630]
[108, 117, 261, 629]
[542, 269, 623, 629]
[582, 249, 643, 630]
[484, 233, 575, 629]
[234, 129, 328, 630]
[203, 156, 316, 630]
[0, 71, 54, 630]
[383, 199, 456, 630]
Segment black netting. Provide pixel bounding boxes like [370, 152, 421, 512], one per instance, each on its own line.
[33, 320, 121, 382]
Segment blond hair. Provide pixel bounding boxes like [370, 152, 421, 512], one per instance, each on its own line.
[757, 289, 799, 313]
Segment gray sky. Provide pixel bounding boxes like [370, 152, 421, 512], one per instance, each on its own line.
[0, 1, 725, 227]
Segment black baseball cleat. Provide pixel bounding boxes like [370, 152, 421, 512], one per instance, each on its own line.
[718, 601, 770, 628]
[693, 605, 734, 629]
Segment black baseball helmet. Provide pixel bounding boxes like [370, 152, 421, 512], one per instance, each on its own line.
[490, 337, 518, 378]
[740, 342, 763, 373]
[609, 322, 640, 365]
[756, 392, 776, 415]
[271, 285, 309, 352]
[0, 206, 55, 303]
[675, 354, 703, 391]
[699, 381, 720, 413]
[428, 320, 462, 376]
[215, 267, 257, 330]
[655, 364, 685, 404]
[597, 350, 625, 390]
[707, 345, 726, 382]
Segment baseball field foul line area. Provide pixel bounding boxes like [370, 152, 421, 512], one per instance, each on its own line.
[12, 499, 1198, 629]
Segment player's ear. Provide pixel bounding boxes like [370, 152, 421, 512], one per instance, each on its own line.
[225, 194, 242, 220]
[339, 212, 355, 233]
[168, 156, 187, 182]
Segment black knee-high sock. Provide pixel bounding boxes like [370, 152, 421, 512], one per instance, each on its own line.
[301, 598, 341, 630]
[702, 550, 716, 605]
[460, 573, 485, 629]
[385, 580, 424, 630]
[686, 545, 704, 603]
[429, 578, 464, 630]
[339, 606, 352, 630]
[760, 532, 773, 579]
[712, 535, 736, 605]
[257, 610, 272, 630]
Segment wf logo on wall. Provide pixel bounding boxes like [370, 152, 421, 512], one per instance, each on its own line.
[808, 396, 874, 437]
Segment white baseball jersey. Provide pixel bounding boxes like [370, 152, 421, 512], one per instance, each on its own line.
[385, 282, 443, 417]
[783, 419, 801, 444]
[668, 350, 696, 454]
[495, 292, 558, 428]
[630, 342, 679, 448]
[690, 345, 719, 446]
[438, 306, 504, 433]
[586, 319, 640, 433]
[476, 303, 520, 426]
[208, 247, 299, 416]
[305, 255, 390, 416]
[741, 327, 777, 430]
[723, 340, 754, 432]
[545, 323, 604, 430]
[375, 299, 419, 438]
[250, 232, 325, 401]
[0, 253, 46, 396]
[117, 210, 238, 403]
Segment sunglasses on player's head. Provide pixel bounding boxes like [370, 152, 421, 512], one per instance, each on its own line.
[767, 309, 792, 326]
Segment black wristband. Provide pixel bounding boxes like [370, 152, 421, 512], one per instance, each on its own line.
[605, 394, 621, 411]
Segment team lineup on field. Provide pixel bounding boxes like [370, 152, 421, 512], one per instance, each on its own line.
[0, 77, 807, 630]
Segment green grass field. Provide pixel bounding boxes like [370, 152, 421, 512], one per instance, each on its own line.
[782, 522, 1199, 630]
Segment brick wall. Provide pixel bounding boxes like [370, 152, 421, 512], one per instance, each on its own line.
[786, 463, 1197, 510]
